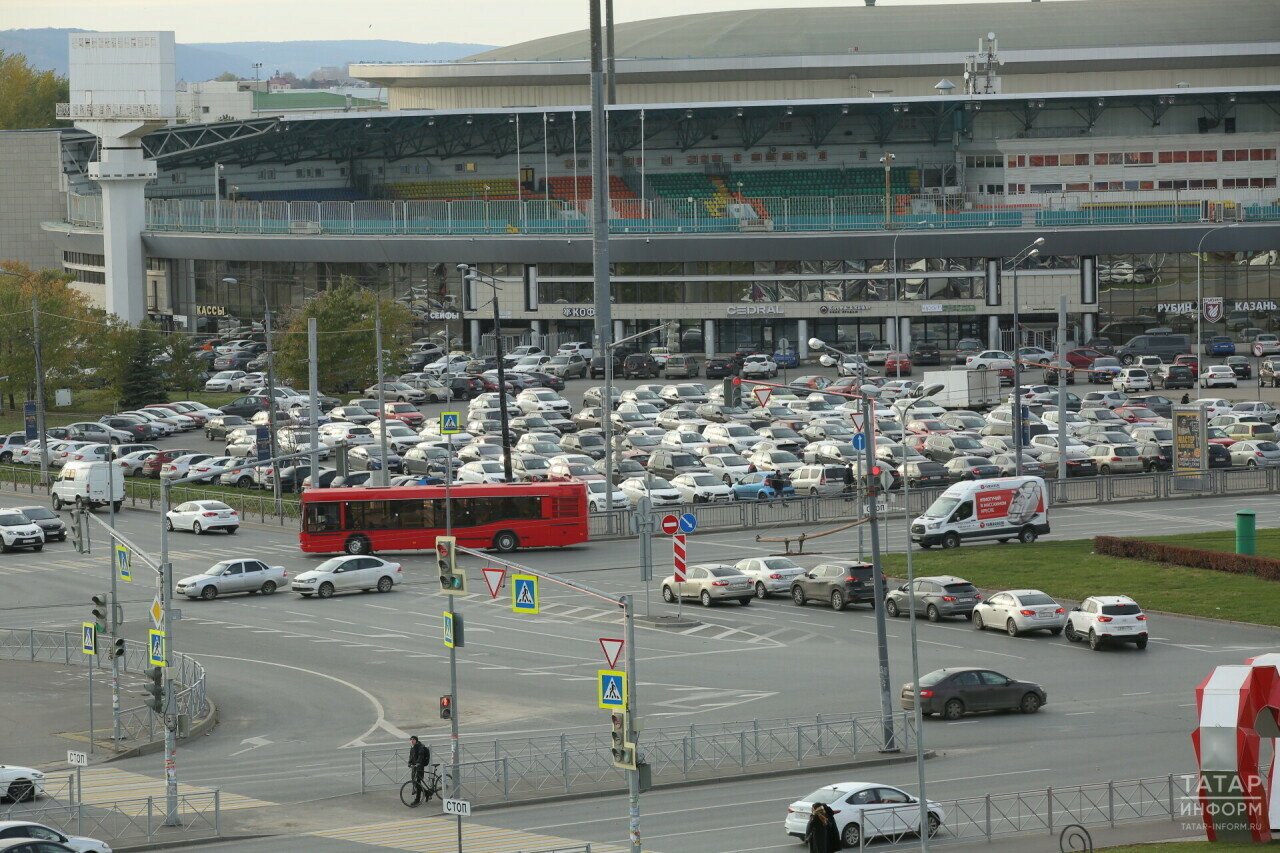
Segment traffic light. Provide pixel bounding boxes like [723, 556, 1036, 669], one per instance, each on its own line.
[145, 667, 165, 714]
[439, 694, 453, 720]
[436, 536, 467, 594]
[90, 594, 107, 633]
[112, 638, 126, 660]
[722, 377, 742, 408]
[868, 465, 883, 496]
[610, 711, 636, 770]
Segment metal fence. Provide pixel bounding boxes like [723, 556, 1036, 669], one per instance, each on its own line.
[0, 770, 221, 847]
[0, 628, 210, 746]
[360, 710, 915, 803]
[63, 188, 1275, 236]
[849, 773, 1197, 850]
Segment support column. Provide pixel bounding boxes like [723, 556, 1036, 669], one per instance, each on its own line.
[898, 317, 912, 354]
[703, 319, 715, 358]
[90, 138, 155, 324]
[531, 319, 542, 335]
[469, 319, 481, 351]
[885, 318, 897, 349]
[988, 315, 1000, 350]
[797, 319, 809, 359]
[613, 320, 625, 346]
[1082, 312, 1095, 343]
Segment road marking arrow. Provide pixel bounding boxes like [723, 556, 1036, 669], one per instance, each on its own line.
[228, 736, 273, 757]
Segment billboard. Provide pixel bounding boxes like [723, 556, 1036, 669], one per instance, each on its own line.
[1172, 405, 1207, 473]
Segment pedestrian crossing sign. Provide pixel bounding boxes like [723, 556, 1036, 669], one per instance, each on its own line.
[511, 574, 539, 614]
[443, 610, 456, 649]
[598, 669, 627, 710]
[440, 412, 462, 435]
[114, 544, 132, 583]
[148, 629, 166, 668]
[81, 622, 96, 656]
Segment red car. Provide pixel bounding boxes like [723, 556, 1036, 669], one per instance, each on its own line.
[1113, 406, 1160, 424]
[140, 448, 197, 478]
[1207, 426, 1236, 447]
[883, 352, 913, 375]
[383, 402, 425, 428]
[1173, 354, 1201, 377]
[1046, 348, 1104, 381]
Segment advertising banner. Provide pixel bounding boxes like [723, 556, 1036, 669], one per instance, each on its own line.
[973, 480, 1045, 525]
[1172, 405, 1206, 473]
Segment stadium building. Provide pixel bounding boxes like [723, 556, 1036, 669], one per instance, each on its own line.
[20, 0, 1280, 355]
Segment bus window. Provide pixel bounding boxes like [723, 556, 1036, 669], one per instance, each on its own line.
[305, 503, 341, 534]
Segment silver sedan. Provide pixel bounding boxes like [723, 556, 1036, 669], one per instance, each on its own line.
[973, 589, 1066, 637]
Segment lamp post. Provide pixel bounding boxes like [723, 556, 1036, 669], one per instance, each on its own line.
[809, 336, 897, 754]
[1006, 237, 1045, 476]
[458, 265, 513, 482]
[223, 277, 283, 510]
[213, 163, 224, 231]
[892, 385, 944, 852]
[879, 152, 895, 230]
[1196, 224, 1238, 365]
[605, 322, 676, 515]
[889, 220, 929, 377]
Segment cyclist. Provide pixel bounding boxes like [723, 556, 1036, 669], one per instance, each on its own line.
[407, 735, 431, 804]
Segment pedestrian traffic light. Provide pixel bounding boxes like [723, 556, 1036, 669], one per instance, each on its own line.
[436, 536, 467, 594]
[610, 711, 636, 769]
[722, 377, 742, 408]
[439, 694, 453, 720]
[90, 594, 107, 633]
[145, 667, 165, 714]
[112, 638, 126, 659]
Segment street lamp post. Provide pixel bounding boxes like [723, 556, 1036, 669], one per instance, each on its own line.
[458, 265, 513, 482]
[605, 322, 676, 518]
[1006, 238, 1045, 476]
[224, 277, 283, 510]
[879, 152, 895, 230]
[889, 221, 929, 378]
[1197, 224, 1238, 364]
[809, 336, 897, 753]
[894, 387, 945, 852]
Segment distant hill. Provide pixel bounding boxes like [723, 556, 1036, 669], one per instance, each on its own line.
[0, 29, 494, 80]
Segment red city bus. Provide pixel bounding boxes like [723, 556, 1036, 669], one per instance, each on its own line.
[298, 482, 589, 555]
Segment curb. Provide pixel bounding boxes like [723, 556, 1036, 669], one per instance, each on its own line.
[103, 698, 219, 763]
[115, 833, 271, 852]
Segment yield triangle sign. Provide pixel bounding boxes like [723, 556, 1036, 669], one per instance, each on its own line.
[600, 637, 624, 669]
[482, 567, 505, 599]
[752, 387, 772, 407]
[851, 412, 865, 433]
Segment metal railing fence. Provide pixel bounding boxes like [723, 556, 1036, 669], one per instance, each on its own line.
[0, 781, 220, 847]
[360, 710, 915, 802]
[0, 628, 210, 746]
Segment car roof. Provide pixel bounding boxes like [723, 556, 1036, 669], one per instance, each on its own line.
[1088, 595, 1138, 605]
[919, 575, 971, 584]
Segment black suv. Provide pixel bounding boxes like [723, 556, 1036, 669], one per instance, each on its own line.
[790, 560, 879, 610]
[590, 354, 623, 379]
[623, 354, 660, 379]
[910, 343, 941, 366]
[705, 358, 735, 378]
[1158, 365, 1194, 389]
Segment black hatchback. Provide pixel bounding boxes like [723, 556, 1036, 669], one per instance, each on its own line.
[902, 667, 1047, 720]
[705, 358, 736, 379]
[791, 560, 879, 610]
[13, 505, 67, 541]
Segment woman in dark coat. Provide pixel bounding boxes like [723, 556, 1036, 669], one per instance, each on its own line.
[806, 803, 842, 852]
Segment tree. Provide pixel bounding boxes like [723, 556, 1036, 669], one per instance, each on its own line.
[0, 263, 97, 410]
[275, 278, 412, 393]
[0, 51, 70, 130]
[117, 326, 169, 409]
[162, 332, 208, 394]
[213, 71, 238, 82]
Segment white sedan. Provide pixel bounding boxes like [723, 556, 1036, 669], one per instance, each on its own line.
[972, 589, 1066, 636]
[1200, 366, 1238, 388]
[0, 821, 111, 853]
[585, 480, 627, 513]
[784, 781, 944, 848]
[203, 370, 250, 393]
[966, 350, 1015, 371]
[670, 472, 733, 503]
[0, 765, 46, 802]
[291, 555, 402, 598]
[164, 500, 240, 535]
[619, 476, 682, 507]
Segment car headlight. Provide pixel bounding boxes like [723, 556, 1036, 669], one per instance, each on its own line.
[926, 522, 941, 529]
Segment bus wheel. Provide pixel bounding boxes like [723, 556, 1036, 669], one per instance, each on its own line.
[493, 530, 519, 553]
[345, 535, 371, 555]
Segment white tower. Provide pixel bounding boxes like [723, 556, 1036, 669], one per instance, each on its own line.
[58, 33, 176, 324]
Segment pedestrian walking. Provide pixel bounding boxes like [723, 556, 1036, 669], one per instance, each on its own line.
[805, 802, 842, 852]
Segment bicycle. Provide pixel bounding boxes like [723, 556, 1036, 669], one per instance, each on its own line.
[400, 763, 442, 808]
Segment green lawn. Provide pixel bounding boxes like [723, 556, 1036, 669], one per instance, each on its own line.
[881, 531, 1280, 627]
[0, 390, 240, 434]
[1101, 843, 1273, 851]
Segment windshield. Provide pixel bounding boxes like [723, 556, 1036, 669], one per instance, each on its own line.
[691, 475, 720, 486]
[207, 562, 232, 576]
[952, 437, 981, 450]
[924, 496, 961, 518]
[314, 558, 346, 573]
[0, 513, 28, 526]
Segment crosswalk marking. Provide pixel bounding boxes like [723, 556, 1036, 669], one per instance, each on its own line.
[76, 767, 273, 813]
[309, 816, 629, 853]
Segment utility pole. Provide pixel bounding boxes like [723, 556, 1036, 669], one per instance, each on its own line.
[861, 394, 897, 752]
[307, 318, 320, 484]
[589, 0, 615, 468]
[1057, 295, 1068, 483]
[623, 593, 641, 853]
[32, 296, 49, 488]
[374, 296, 391, 487]
[158, 482, 179, 826]
[108, 443, 122, 745]
[635, 497, 653, 616]
[605, 0, 618, 105]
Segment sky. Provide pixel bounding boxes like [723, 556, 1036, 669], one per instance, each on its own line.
[4, 0, 1061, 45]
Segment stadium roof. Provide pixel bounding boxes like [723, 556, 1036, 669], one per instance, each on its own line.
[467, 0, 1278, 62]
[252, 91, 382, 111]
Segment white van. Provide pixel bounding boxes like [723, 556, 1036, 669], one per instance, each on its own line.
[910, 476, 1049, 549]
[52, 461, 126, 512]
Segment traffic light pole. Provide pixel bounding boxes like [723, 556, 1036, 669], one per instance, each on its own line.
[624, 593, 641, 853]
[108, 445, 122, 745]
[444, 477, 462, 853]
[861, 395, 897, 753]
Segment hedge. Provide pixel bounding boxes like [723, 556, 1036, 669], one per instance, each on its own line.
[1094, 536, 1280, 581]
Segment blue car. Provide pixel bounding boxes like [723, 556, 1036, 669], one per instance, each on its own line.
[1208, 336, 1237, 356]
[731, 472, 796, 500]
[772, 349, 799, 369]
